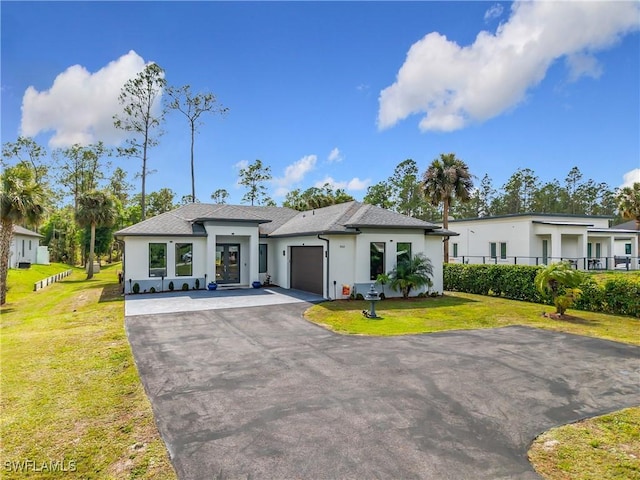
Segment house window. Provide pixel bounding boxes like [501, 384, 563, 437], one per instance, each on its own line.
[397, 242, 411, 264]
[587, 243, 592, 258]
[21, 239, 25, 256]
[490, 242, 507, 259]
[626, 243, 632, 255]
[29, 240, 32, 250]
[452, 243, 458, 258]
[149, 243, 167, 277]
[259, 244, 268, 273]
[175, 243, 192, 276]
[370, 242, 385, 280]
[595, 243, 601, 259]
[542, 240, 548, 264]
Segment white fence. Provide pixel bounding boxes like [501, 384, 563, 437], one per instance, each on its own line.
[33, 269, 73, 291]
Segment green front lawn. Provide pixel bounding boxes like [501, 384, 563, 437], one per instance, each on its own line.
[1, 263, 176, 479]
[306, 292, 640, 479]
[305, 291, 640, 345]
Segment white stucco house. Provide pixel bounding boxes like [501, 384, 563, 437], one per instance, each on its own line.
[114, 201, 456, 298]
[447, 213, 639, 270]
[9, 226, 47, 268]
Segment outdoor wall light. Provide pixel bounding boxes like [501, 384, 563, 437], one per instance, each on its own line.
[283, 250, 286, 256]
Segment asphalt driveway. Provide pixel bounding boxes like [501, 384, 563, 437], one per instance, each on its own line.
[126, 300, 640, 479]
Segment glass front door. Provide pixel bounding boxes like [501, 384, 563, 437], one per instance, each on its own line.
[216, 244, 240, 283]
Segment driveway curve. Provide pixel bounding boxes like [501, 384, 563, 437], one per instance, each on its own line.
[126, 301, 640, 479]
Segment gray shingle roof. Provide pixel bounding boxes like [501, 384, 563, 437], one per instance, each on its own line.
[115, 201, 444, 238]
[269, 201, 440, 236]
[612, 219, 639, 230]
[12, 225, 43, 238]
[114, 203, 298, 237]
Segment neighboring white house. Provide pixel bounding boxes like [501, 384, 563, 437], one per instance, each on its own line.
[114, 202, 456, 298]
[447, 213, 639, 270]
[9, 225, 45, 268]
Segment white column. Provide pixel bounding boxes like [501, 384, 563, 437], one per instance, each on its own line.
[205, 226, 216, 284]
[249, 231, 259, 283]
[551, 232, 562, 263]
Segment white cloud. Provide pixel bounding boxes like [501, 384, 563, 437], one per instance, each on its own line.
[378, 1, 640, 132]
[484, 3, 504, 22]
[565, 53, 603, 82]
[21, 50, 152, 147]
[272, 154, 317, 196]
[621, 168, 640, 189]
[234, 159, 249, 170]
[327, 147, 343, 163]
[315, 176, 370, 191]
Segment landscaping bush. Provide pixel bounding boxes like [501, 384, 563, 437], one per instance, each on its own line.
[150, 287, 156, 293]
[444, 264, 639, 317]
[195, 278, 200, 290]
[168, 281, 174, 291]
[132, 282, 140, 294]
[444, 264, 544, 302]
[182, 283, 189, 291]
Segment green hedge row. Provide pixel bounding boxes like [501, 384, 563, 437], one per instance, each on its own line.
[444, 264, 640, 318]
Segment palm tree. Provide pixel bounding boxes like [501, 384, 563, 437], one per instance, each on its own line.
[423, 153, 473, 263]
[76, 191, 116, 280]
[388, 253, 434, 299]
[0, 164, 46, 304]
[535, 261, 584, 317]
[616, 182, 640, 252]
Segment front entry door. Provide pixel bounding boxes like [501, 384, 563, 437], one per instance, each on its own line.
[216, 244, 240, 284]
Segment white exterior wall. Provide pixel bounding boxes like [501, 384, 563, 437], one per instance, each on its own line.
[326, 235, 357, 299]
[450, 215, 616, 267]
[270, 236, 328, 294]
[448, 218, 531, 264]
[353, 229, 443, 295]
[9, 234, 40, 267]
[269, 230, 444, 299]
[121, 235, 208, 293]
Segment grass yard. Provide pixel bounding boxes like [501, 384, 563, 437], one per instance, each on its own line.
[305, 291, 640, 345]
[1, 263, 175, 479]
[529, 407, 640, 480]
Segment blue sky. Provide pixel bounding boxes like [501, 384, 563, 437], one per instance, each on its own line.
[2, 1, 639, 206]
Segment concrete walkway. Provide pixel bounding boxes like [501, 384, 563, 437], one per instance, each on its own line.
[125, 287, 324, 316]
[126, 301, 640, 480]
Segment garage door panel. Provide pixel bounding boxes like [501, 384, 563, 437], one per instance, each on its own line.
[290, 246, 323, 295]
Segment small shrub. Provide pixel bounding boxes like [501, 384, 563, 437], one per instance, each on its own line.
[150, 287, 156, 293]
[132, 282, 140, 294]
[182, 283, 189, 291]
[195, 278, 200, 290]
[168, 281, 174, 291]
[355, 293, 365, 300]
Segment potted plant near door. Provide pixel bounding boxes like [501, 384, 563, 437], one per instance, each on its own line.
[208, 282, 218, 291]
[252, 281, 262, 288]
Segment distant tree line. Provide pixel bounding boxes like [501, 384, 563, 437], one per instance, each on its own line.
[364, 161, 624, 222]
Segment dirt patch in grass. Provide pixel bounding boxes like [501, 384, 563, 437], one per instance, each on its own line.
[529, 407, 640, 480]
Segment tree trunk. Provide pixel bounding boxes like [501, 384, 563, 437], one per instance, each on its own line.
[443, 198, 450, 263]
[0, 219, 14, 305]
[190, 121, 196, 202]
[87, 223, 96, 280]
